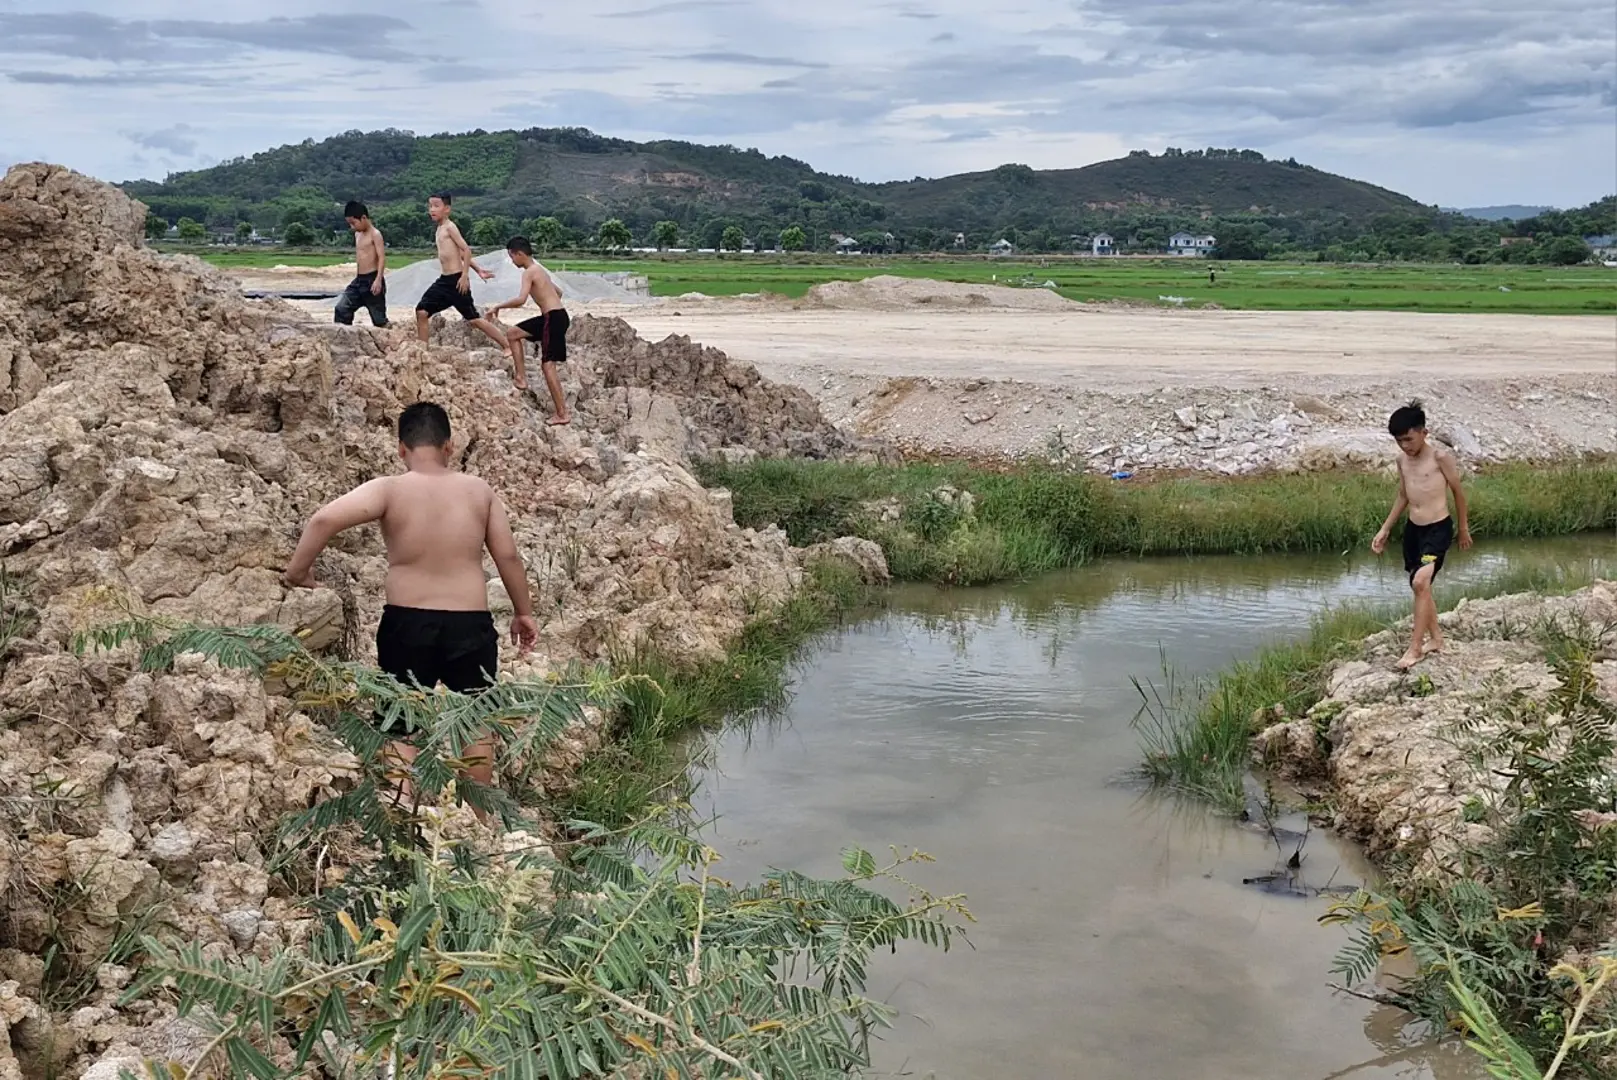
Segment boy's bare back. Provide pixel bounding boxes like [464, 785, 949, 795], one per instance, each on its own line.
[522, 264, 563, 312]
[1397, 445, 1455, 525]
[375, 471, 498, 610]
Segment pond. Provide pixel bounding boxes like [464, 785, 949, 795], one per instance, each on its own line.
[691, 535, 1615, 1080]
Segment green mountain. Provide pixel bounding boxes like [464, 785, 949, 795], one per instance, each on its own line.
[123, 127, 1429, 252]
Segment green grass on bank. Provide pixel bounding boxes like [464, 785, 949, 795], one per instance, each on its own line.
[698, 458, 1617, 587]
[561, 559, 879, 828]
[188, 246, 1617, 315]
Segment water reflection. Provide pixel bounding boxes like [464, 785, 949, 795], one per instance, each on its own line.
[691, 535, 1612, 1080]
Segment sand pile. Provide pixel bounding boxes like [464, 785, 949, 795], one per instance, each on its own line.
[0, 163, 881, 1079]
[798, 274, 1081, 312]
[332, 249, 651, 309]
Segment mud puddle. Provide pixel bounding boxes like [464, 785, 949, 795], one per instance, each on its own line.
[690, 535, 1615, 1079]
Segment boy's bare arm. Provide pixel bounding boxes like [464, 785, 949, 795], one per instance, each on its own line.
[484, 489, 538, 651]
[1438, 450, 1473, 546]
[371, 228, 386, 292]
[448, 222, 492, 280]
[488, 267, 536, 315]
[1372, 468, 1407, 553]
[284, 479, 390, 586]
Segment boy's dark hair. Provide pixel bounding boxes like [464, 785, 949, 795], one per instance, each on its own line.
[429, 192, 452, 206]
[343, 200, 369, 220]
[399, 402, 452, 448]
[1388, 400, 1426, 437]
[507, 236, 533, 256]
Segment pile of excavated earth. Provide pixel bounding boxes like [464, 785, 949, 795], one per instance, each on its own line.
[0, 164, 889, 1080]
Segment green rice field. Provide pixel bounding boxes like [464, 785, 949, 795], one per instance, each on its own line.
[191, 248, 1617, 315]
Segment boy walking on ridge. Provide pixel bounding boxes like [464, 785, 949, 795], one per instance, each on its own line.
[414, 193, 506, 349]
[282, 402, 539, 798]
[485, 236, 571, 424]
[334, 201, 388, 327]
[1371, 401, 1472, 670]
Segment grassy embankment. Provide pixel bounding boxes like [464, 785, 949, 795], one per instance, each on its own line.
[190, 247, 1617, 315]
[568, 458, 1615, 823]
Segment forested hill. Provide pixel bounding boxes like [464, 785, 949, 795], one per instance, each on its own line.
[123, 126, 1429, 250]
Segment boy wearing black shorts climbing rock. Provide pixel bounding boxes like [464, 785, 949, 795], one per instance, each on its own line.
[485, 236, 572, 425]
[334, 200, 388, 327]
[1371, 401, 1472, 670]
[282, 402, 539, 797]
[414, 192, 506, 349]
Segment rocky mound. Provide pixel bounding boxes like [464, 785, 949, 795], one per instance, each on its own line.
[0, 163, 883, 1079]
[1256, 580, 1617, 872]
[798, 274, 1080, 312]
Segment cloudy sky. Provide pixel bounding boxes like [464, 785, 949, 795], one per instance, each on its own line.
[1, 0, 1613, 207]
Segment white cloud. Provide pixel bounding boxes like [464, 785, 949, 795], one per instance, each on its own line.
[0, 0, 1610, 206]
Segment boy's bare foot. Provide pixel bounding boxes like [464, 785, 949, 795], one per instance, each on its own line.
[513, 378, 529, 391]
[1395, 649, 1424, 671]
[1423, 638, 1445, 656]
[547, 415, 571, 426]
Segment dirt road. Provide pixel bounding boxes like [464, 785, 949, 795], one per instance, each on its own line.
[617, 307, 1616, 391]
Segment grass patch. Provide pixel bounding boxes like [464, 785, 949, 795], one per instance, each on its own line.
[192, 250, 1617, 315]
[560, 559, 879, 827]
[700, 458, 1617, 586]
[1132, 563, 1606, 812]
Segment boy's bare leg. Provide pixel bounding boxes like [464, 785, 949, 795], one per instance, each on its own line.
[541, 361, 570, 425]
[415, 309, 431, 343]
[504, 329, 530, 390]
[469, 316, 509, 350]
[380, 739, 419, 807]
[1398, 565, 1437, 669]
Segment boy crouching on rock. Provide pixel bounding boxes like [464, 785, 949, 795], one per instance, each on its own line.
[484, 237, 571, 425]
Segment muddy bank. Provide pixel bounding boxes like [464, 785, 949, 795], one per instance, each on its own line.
[0, 164, 883, 1079]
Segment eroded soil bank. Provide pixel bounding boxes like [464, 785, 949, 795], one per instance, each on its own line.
[0, 164, 884, 1079]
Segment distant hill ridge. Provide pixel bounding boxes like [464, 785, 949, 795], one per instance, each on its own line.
[122, 126, 1427, 246]
[1444, 204, 1558, 221]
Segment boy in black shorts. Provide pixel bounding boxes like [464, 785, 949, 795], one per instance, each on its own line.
[414, 192, 506, 349]
[334, 200, 388, 327]
[485, 236, 572, 424]
[1371, 401, 1472, 669]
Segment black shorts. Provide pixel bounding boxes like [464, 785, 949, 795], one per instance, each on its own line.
[1403, 517, 1453, 583]
[375, 606, 499, 700]
[334, 272, 388, 327]
[515, 308, 569, 363]
[416, 273, 480, 321]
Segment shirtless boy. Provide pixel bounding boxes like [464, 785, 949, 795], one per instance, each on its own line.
[484, 236, 571, 423]
[1371, 401, 1473, 670]
[282, 402, 539, 796]
[413, 193, 505, 349]
[334, 201, 388, 327]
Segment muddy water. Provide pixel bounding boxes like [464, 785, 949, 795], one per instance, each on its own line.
[692, 536, 1614, 1080]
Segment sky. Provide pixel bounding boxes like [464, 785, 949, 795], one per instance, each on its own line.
[0, 0, 1613, 208]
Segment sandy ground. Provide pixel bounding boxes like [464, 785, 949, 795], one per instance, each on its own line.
[231, 264, 1617, 471]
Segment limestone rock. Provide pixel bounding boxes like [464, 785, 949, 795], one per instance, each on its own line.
[804, 537, 891, 585]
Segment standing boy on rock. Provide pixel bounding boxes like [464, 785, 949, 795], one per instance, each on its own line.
[1371, 401, 1472, 670]
[282, 402, 539, 797]
[484, 236, 571, 424]
[413, 193, 505, 349]
[334, 201, 389, 327]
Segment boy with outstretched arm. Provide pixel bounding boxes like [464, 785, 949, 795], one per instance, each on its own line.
[1371, 400, 1472, 670]
[334, 200, 388, 327]
[413, 192, 506, 349]
[282, 402, 539, 800]
[484, 236, 571, 424]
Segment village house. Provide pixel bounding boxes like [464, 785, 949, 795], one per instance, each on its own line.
[1168, 231, 1216, 256]
[1091, 232, 1115, 256]
[989, 238, 1015, 256]
[1584, 235, 1617, 259]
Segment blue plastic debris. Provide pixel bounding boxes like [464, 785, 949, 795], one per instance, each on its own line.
[1111, 471, 1133, 480]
